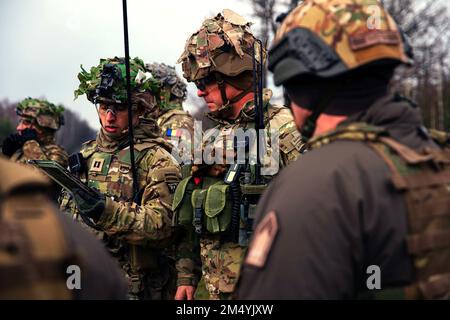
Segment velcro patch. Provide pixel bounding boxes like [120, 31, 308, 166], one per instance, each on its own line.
[245, 211, 279, 268]
[90, 158, 105, 173]
[349, 30, 400, 51]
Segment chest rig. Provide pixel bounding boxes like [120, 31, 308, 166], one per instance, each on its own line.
[310, 122, 450, 299]
[171, 106, 284, 247]
[79, 140, 174, 299]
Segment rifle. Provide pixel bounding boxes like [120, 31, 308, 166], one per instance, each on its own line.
[224, 39, 267, 245]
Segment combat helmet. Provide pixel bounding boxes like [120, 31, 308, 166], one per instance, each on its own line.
[268, 0, 413, 86]
[177, 9, 264, 108]
[75, 57, 160, 112]
[16, 98, 65, 131]
[146, 62, 187, 111]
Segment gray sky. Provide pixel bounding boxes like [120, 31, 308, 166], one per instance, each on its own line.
[0, 0, 256, 129]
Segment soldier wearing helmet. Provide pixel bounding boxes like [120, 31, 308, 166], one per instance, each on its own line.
[237, 0, 450, 299]
[145, 62, 194, 151]
[2, 98, 68, 168]
[0, 155, 128, 299]
[173, 9, 305, 300]
[59, 57, 181, 300]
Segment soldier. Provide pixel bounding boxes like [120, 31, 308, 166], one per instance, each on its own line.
[145, 62, 194, 151]
[0, 155, 127, 299]
[60, 57, 182, 300]
[2, 98, 68, 168]
[237, 0, 450, 299]
[173, 9, 305, 300]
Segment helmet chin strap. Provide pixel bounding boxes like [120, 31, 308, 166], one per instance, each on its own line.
[214, 73, 252, 113]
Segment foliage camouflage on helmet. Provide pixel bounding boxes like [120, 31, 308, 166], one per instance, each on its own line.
[16, 98, 65, 130]
[146, 62, 187, 110]
[74, 57, 160, 104]
[270, 0, 412, 84]
[177, 9, 263, 82]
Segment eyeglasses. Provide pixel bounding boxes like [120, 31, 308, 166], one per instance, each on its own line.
[194, 75, 216, 91]
[96, 103, 128, 115]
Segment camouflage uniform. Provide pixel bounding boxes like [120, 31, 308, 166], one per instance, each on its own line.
[145, 62, 194, 151]
[8, 98, 68, 167]
[173, 10, 305, 300]
[0, 155, 127, 299]
[238, 0, 450, 300]
[60, 57, 182, 300]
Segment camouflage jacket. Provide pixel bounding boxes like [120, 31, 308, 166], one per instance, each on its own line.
[60, 121, 182, 298]
[175, 89, 305, 293]
[11, 138, 68, 168]
[157, 108, 195, 150]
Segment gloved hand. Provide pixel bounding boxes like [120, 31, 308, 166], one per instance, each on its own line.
[72, 187, 106, 223]
[2, 128, 38, 157]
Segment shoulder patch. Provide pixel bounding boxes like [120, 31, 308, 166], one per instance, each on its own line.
[245, 211, 279, 268]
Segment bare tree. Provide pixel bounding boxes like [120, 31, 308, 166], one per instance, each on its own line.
[247, 0, 450, 130]
[383, 0, 450, 130]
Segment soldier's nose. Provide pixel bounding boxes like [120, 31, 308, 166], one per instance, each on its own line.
[197, 89, 206, 97]
[105, 110, 116, 122]
[16, 123, 26, 131]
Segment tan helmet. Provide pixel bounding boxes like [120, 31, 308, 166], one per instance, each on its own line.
[268, 0, 413, 85]
[16, 98, 65, 131]
[177, 9, 262, 81]
[177, 9, 265, 108]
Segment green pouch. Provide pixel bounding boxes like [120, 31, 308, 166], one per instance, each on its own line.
[172, 176, 194, 226]
[204, 182, 232, 234]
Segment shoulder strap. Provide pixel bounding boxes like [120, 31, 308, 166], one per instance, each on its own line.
[365, 137, 450, 299]
[80, 139, 97, 159]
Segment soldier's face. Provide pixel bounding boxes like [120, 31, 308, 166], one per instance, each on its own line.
[16, 117, 42, 135]
[98, 103, 139, 135]
[197, 81, 243, 112]
[289, 102, 313, 130]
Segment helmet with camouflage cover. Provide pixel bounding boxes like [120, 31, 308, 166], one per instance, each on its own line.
[16, 98, 65, 131]
[177, 9, 264, 106]
[74, 57, 160, 111]
[145, 62, 187, 110]
[268, 0, 413, 86]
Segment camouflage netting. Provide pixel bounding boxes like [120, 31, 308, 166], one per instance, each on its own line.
[177, 9, 263, 82]
[16, 98, 65, 130]
[146, 62, 187, 111]
[74, 57, 161, 105]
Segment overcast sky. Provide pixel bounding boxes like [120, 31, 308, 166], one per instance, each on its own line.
[0, 0, 257, 129]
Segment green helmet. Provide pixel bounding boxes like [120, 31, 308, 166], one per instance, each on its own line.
[146, 62, 187, 110]
[16, 98, 65, 130]
[74, 57, 160, 108]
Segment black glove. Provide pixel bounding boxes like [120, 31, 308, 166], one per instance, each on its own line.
[2, 128, 38, 157]
[72, 187, 106, 223]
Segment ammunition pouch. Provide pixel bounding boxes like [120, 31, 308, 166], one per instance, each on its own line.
[173, 172, 268, 246]
[173, 176, 233, 235]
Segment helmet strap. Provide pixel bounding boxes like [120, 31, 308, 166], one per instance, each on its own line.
[214, 73, 253, 113]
